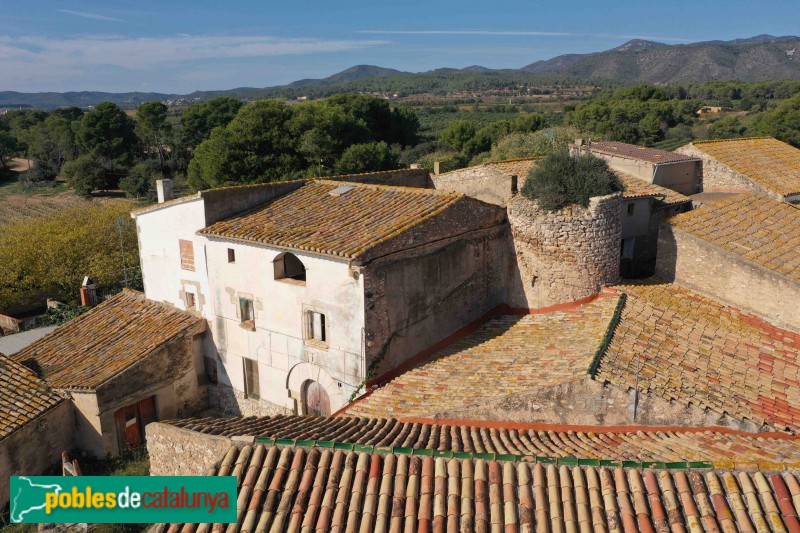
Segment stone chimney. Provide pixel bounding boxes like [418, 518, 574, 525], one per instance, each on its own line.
[79, 276, 98, 307]
[156, 179, 173, 203]
[433, 161, 442, 175]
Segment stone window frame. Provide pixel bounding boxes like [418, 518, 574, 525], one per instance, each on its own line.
[302, 305, 329, 349]
[242, 357, 260, 400]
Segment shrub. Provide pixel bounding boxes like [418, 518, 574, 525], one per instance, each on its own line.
[120, 160, 160, 199]
[19, 161, 57, 189]
[61, 155, 108, 197]
[521, 150, 623, 211]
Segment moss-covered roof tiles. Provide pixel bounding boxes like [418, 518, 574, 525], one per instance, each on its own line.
[668, 193, 800, 283]
[616, 172, 692, 206]
[599, 281, 800, 432]
[198, 180, 463, 259]
[692, 137, 800, 197]
[12, 290, 204, 390]
[0, 354, 65, 440]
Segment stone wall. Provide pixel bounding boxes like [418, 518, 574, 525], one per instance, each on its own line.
[145, 422, 240, 477]
[431, 167, 515, 206]
[0, 401, 75, 508]
[676, 144, 783, 200]
[507, 193, 622, 309]
[208, 382, 294, 417]
[438, 376, 762, 432]
[656, 224, 800, 330]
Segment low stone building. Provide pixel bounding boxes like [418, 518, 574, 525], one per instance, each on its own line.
[12, 290, 207, 457]
[676, 137, 800, 203]
[1, 354, 73, 508]
[430, 157, 539, 206]
[571, 140, 702, 195]
[656, 193, 800, 330]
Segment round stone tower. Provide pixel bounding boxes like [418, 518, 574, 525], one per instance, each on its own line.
[507, 192, 622, 309]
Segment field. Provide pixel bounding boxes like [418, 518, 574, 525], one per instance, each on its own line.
[0, 159, 132, 226]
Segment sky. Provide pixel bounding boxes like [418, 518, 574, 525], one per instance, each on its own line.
[1, 0, 799, 94]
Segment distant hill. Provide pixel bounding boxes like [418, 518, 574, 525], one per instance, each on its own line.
[2, 35, 799, 109]
[520, 35, 800, 83]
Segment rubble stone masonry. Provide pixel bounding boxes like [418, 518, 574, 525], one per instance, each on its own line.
[507, 193, 622, 309]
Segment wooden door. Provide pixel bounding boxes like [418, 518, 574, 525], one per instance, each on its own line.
[304, 381, 331, 417]
[113, 396, 157, 452]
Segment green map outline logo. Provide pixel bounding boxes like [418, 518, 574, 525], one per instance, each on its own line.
[10, 476, 236, 524]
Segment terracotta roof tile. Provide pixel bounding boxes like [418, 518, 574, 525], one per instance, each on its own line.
[598, 281, 800, 432]
[154, 443, 800, 533]
[668, 193, 800, 284]
[12, 290, 205, 390]
[0, 354, 65, 440]
[580, 141, 699, 164]
[437, 157, 541, 178]
[163, 415, 800, 468]
[198, 180, 463, 259]
[345, 295, 621, 419]
[690, 137, 800, 197]
[616, 172, 692, 206]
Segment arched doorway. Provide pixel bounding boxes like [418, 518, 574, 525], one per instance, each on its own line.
[303, 380, 331, 416]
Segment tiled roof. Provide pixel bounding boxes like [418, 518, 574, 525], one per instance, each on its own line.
[690, 137, 800, 197]
[155, 443, 800, 533]
[164, 415, 800, 468]
[582, 141, 698, 164]
[346, 295, 621, 419]
[668, 193, 800, 284]
[598, 282, 800, 432]
[12, 290, 204, 390]
[0, 354, 65, 440]
[0, 326, 57, 356]
[198, 180, 463, 259]
[616, 172, 692, 206]
[437, 157, 540, 178]
[483, 157, 541, 176]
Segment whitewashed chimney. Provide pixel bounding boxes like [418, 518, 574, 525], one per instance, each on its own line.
[156, 179, 174, 203]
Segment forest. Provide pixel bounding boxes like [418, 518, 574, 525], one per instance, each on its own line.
[1, 79, 799, 200]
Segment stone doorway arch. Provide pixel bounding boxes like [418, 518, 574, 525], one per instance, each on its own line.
[286, 362, 344, 415]
[303, 380, 331, 416]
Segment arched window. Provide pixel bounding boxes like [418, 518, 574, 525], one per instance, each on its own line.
[274, 252, 306, 284]
[303, 380, 331, 416]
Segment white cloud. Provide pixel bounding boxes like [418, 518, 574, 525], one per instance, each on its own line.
[56, 9, 125, 22]
[0, 34, 388, 71]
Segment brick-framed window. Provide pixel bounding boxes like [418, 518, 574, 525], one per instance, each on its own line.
[179, 239, 195, 271]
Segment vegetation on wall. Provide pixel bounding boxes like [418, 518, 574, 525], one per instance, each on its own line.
[521, 150, 623, 211]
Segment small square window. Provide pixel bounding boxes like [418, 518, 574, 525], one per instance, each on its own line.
[227, 248, 236, 263]
[186, 292, 196, 309]
[627, 203, 635, 216]
[243, 358, 260, 400]
[305, 310, 327, 344]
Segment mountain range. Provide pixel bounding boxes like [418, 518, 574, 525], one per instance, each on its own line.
[1, 35, 799, 109]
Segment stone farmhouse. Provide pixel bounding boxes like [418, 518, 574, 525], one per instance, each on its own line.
[676, 137, 800, 203]
[11, 290, 206, 457]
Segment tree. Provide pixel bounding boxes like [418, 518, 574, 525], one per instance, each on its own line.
[336, 142, 399, 174]
[708, 116, 747, 139]
[439, 120, 476, 152]
[19, 161, 57, 189]
[486, 127, 580, 161]
[188, 100, 300, 190]
[521, 150, 623, 211]
[61, 155, 109, 197]
[76, 102, 138, 168]
[27, 116, 78, 172]
[180, 96, 243, 149]
[512, 112, 546, 133]
[0, 131, 18, 170]
[119, 160, 160, 199]
[50, 107, 84, 122]
[136, 102, 171, 171]
[0, 202, 139, 313]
